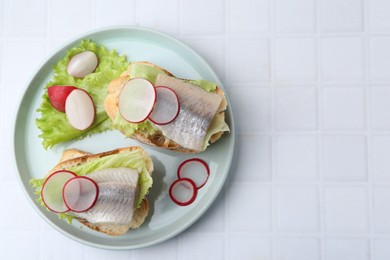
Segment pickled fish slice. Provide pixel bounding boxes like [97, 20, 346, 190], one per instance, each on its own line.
[154, 74, 222, 151]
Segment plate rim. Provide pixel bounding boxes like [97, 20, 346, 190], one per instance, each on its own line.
[13, 25, 235, 250]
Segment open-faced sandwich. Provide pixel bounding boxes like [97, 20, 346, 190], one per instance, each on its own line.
[30, 146, 153, 236]
[105, 62, 230, 153]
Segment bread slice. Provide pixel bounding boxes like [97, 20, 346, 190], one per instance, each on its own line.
[104, 61, 228, 153]
[50, 146, 152, 236]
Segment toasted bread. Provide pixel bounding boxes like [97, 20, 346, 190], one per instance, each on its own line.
[51, 147, 152, 236]
[104, 61, 228, 153]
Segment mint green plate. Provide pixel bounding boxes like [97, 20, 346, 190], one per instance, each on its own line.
[13, 26, 235, 250]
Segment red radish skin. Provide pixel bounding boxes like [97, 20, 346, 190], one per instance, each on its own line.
[177, 158, 210, 189]
[47, 85, 77, 112]
[41, 170, 77, 213]
[62, 176, 99, 213]
[65, 89, 96, 130]
[118, 78, 156, 123]
[169, 178, 198, 206]
[149, 86, 180, 125]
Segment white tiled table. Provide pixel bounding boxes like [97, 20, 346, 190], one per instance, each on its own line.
[2, 0, 390, 259]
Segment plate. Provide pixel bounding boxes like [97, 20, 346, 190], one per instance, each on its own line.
[13, 26, 235, 250]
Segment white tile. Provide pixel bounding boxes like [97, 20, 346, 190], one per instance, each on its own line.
[276, 135, 318, 181]
[226, 184, 271, 232]
[41, 232, 87, 260]
[137, 0, 179, 35]
[274, 38, 317, 81]
[0, 232, 39, 259]
[370, 37, 390, 80]
[324, 239, 369, 260]
[373, 240, 390, 260]
[181, 37, 225, 81]
[3, 40, 46, 85]
[275, 87, 318, 130]
[373, 187, 390, 232]
[133, 237, 177, 259]
[372, 136, 390, 181]
[4, 0, 46, 37]
[275, 0, 316, 33]
[369, 0, 390, 32]
[227, 38, 270, 82]
[180, 233, 224, 260]
[232, 135, 271, 182]
[49, 0, 91, 37]
[228, 0, 269, 34]
[322, 136, 367, 181]
[371, 87, 390, 130]
[321, 37, 365, 80]
[96, 0, 136, 27]
[182, 0, 224, 35]
[322, 87, 366, 130]
[324, 187, 368, 232]
[227, 236, 271, 260]
[275, 238, 320, 260]
[0, 182, 41, 231]
[320, 0, 363, 32]
[229, 87, 271, 132]
[0, 1, 3, 37]
[276, 186, 319, 232]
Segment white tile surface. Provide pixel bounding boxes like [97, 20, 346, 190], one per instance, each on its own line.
[4, 0, 390, 258]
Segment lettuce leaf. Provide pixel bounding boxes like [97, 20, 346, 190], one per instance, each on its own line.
[30, 149, 153, 223]
[36, 40, 128, 149]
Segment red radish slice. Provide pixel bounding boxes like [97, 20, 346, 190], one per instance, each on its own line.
[65, 89, 95, 130]
[118, 78, 156, 123]
[63, 176, 98, 213]
[149, 86, 180, 125]
[41, 170, 77, 213]
[67, 51, 98, 78]
[169, 178, 197, 206]
[177, 158, 210, 189]
[48, 85, 77, 112]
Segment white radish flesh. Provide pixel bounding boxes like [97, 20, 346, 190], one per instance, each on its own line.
[169, 178, 197, 206]
[177, 158, 210, 189]
[41, 170, 77, 213]
[63, 176, 98, 213]
[67, 51, 98, 78]
[118, 78, 156, 123]
[65, 89, 95, 130]
[149, 86, 180, 125]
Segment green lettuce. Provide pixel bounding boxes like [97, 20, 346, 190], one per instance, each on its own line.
[30, 149, 153, 223]
[112, 63, 228, 149]
[36, 40, 128, 149]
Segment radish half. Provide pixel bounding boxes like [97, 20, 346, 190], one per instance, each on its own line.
[65, 89, 95, 130]
[149, 86, 180, 125]
[41, 170, 77, 213]
[177, 158, 210, 189]
[63, 176, 98, 213]
[118, 78, 156, 123]
[169, 178, 197, 206]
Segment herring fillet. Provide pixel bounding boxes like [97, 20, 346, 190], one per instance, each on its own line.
[154, 74, 222, 151]
[72, 168, 139, 225]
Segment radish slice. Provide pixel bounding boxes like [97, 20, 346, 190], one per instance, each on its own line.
[118, 78, 156, 123]
[41, 170, 77, 213]
[65, 89, 95, 130]
[169, 178, 197, 206]
[63, 176, 98, 213]
[177, 158, 210, 189]
[149, 86, 180, 125]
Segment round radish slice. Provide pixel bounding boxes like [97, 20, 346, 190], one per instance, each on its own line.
[41, 170, 77, 213]
[118, 78, 156, 123]
[65, 89, 95, 130]
[63, 176, 98, 213]
[177, 158, 210, 189]
[149, 86, 180, 125]
[169, 178, 197, 206]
